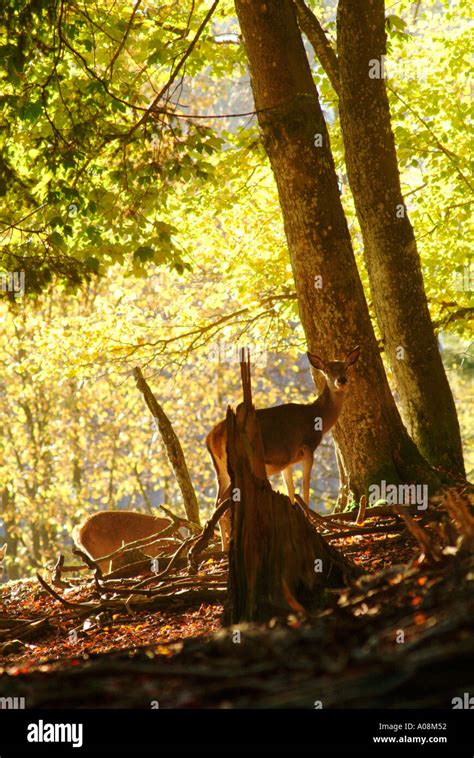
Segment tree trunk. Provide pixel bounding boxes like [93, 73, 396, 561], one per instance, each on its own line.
[1, 487, 19, 580]
[134, 367, 201, 526]
[293, 0, 340, 95]
[234, 0, 439, 499]
[31, 522, 41, 563]
[336, 0, 464, 477]
[293, 0, 464, 478]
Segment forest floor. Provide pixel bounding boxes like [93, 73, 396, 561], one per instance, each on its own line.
[0, 489, 473, 708]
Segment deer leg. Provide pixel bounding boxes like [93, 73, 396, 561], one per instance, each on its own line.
[302, 447, 314, 506]
[206, 424, 233, 551]
[212, 456, 231, 551]
[282, 465, 295, 503]
[217, 483, 232, 550]
[334, 442, 348, 513]
[219, 511, 231, 551]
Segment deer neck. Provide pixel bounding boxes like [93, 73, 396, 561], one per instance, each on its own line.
[312, 382, 346, 433]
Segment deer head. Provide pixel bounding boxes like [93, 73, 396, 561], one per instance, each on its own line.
[307, 346, 360, 393]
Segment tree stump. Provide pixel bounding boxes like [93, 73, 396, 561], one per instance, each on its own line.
[223, 355, 359, 625]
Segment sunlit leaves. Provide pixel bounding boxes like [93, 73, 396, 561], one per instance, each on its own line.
[0, 0, 240, 290]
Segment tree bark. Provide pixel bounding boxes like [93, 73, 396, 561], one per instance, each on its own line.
[293, 0, 340, 95]
[234, 0, 439, 499]
[294, 0, 465, 477]
[336, 0, 464, 477]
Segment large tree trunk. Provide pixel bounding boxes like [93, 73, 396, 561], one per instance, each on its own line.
[336, 0, 464, 477]
[234, 0, 439, 499]
[294, 0, 465, 478]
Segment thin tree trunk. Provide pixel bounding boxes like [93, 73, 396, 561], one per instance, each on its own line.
[294, 0, 465, 477]
[31, 523, 41, 563]
[1, 487, 19, 580]
[234, 0, 439, 499]
[293, 0, 340, 95]
[134, 367, 201, 525]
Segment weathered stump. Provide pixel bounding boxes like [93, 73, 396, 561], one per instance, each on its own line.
[223, 356, 359, 624]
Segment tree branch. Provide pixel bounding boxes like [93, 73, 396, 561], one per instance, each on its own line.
[387, 85, 473, 191]
[133, 367, 200, 526]
[126, 0, 220, 139]
[107, 0, 142, 77]
[293, 0, 340, 95]
[434, 306, 474, 330]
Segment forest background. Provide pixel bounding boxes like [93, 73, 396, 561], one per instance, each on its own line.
[0, 0, 471, 578]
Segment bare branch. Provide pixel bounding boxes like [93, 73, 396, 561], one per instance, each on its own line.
[126, 0, 220, 138]
[133, 367, 200, 526]
[107, 0, 142, 77]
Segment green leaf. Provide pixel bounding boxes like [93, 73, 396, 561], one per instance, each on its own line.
[0, 44, 17, 66]
[386, 15, 407, 32]
[47, 231, 66, 251]
[147, 49, 165, 66]
[111, 99, 127, 113]
[49, 216, 64, 228]
[84, 256, 100, 273]
[133, 246, 155, 263]
[20, 101, 43, 122]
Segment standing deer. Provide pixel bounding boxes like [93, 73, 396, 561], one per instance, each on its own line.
[206, 347, 360, 549]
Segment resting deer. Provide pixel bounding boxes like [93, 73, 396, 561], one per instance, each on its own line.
[73, 511, 187, 574]
[206, 346, 360, 549]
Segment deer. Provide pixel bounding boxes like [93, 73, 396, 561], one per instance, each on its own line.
[73, 511, 189, 575]
[206, 346, 360, 549]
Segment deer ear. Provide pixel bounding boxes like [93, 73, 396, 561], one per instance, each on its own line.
[345, 345, 360, 366]
[307, 351, 327, 371]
